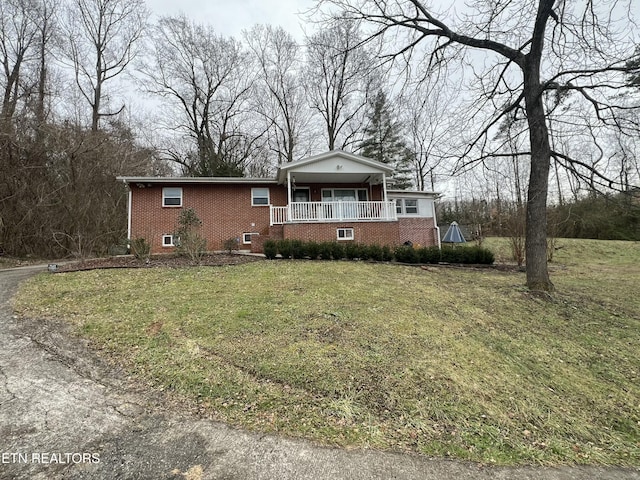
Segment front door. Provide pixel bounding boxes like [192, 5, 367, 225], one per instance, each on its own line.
[291, 188, 311, 220]
[293, 188, 310, 202]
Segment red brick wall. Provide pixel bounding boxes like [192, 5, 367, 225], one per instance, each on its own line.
[398, 217, 438, 247]
[129, 182, 437, 253]
[282, 222, 400, 246]
[130, 183, 287, 253]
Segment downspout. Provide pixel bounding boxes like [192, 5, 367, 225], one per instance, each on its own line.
[126, 183, 132, 247]
[432, 195, 441, 249]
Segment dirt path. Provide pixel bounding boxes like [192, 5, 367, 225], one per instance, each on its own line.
[1, 266, 638, 480]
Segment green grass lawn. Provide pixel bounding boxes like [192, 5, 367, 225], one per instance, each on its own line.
[13, 238, 640, 466]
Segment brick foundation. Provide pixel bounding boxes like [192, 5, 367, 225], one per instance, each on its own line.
[282, 222, 401, 245]
[398, 217, 438, 247]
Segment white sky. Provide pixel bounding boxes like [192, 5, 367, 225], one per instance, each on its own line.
[145, 0, 316, 39]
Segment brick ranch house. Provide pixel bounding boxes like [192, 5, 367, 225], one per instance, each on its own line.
[117, 150, 441, 254]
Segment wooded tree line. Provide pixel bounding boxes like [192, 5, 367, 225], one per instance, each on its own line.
[1, 0, 639, 289]
[0, 0, 427, 257]
[439, 191, 640, 243]
[0, 0, 167, 258]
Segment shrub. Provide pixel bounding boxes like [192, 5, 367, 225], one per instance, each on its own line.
[277, 239, 293, 259]
[418, 246, 441, 264]
[175, 208, 207, 262]
[344, 242, 360, 260]
[109, 243, 129, 256]
[130, 237, 151, 262]
[330, 242, 345, 260]
[318, 242, 333, 260]
[394, 245, 420, 263]
[360, 243, 370, 259]
[290, 239, 305, 259]
[440, 246, 458, 263]
[474, 246, 495, 264]
[367, 244, 384, 261]
[381, 245, 394, 262]
[441, 246, 495, 264]
[223, 237, 239, 254]
[304, 241, 320, 260]
[263, 240, 278, 259]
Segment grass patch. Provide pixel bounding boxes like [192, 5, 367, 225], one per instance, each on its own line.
[13, 239, 640, 466]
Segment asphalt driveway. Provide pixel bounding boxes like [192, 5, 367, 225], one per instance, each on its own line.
[1, 266, 638, 480]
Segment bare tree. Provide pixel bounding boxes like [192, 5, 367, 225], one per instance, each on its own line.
[0, 0, 44, 130]
[245, 24, 310, 164]
[304, 21, 375, 151]
[63, 0, 147, 132]
[143, 16, 266, 176]
[314, 0, 640, 291]
[399, 79, 455, 192]
[31, 0, 58, 131]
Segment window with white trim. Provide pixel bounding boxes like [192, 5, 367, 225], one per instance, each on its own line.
[404, 199, 418, 214]
[337, 228, 354, 241]
[251, 188, 270, 206]
[321, 188, 368, 202]
[243, 232, 259, 244]
[162, 234, 175, 247]
[162, 187, 182, 207]
[395, 198, 419, 215]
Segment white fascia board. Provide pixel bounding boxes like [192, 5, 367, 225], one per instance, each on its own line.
[117, 176, 278, 185]
[387, 190, 438, 198]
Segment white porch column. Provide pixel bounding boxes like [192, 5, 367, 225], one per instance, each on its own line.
[382, 173, 389, 201]
[287, 170, 292, 222]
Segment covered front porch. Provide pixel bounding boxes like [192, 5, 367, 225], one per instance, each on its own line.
[270, 200, 397, 225]
[272, 150, 397, 226]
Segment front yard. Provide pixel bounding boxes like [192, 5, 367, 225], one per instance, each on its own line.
[12, 239, 640, 466]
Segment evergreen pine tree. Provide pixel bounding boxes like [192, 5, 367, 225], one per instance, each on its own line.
[359, 90, 414, 190]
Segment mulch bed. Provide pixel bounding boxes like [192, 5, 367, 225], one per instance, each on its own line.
[54, 253, 264, 273]
[50, 253, 528, 274]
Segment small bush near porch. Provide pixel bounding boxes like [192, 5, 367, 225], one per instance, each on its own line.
[13, 239, 640, 466]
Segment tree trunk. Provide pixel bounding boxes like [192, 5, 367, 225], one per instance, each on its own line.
[523, 65, 554, 291]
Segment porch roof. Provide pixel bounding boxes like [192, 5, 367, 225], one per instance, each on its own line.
[117, 151, 395, 187]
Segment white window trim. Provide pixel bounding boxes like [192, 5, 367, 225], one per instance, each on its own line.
[404, 199, 418, 214]
[336, 228, 354, 241]
[251, 187, 270, 206]
[321, 188, 368, 202]
[243, 232, 259, 244]
[394, 198, 419, 215]
[162, 187, 183, 207]
[162, 234, 175, 247]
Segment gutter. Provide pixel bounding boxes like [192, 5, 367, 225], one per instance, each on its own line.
[116, 176, 278, 185]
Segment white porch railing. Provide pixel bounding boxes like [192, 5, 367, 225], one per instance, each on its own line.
[270, 201, 397, 225]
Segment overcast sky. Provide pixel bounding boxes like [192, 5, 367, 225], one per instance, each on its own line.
[145, 0, 315, 39]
